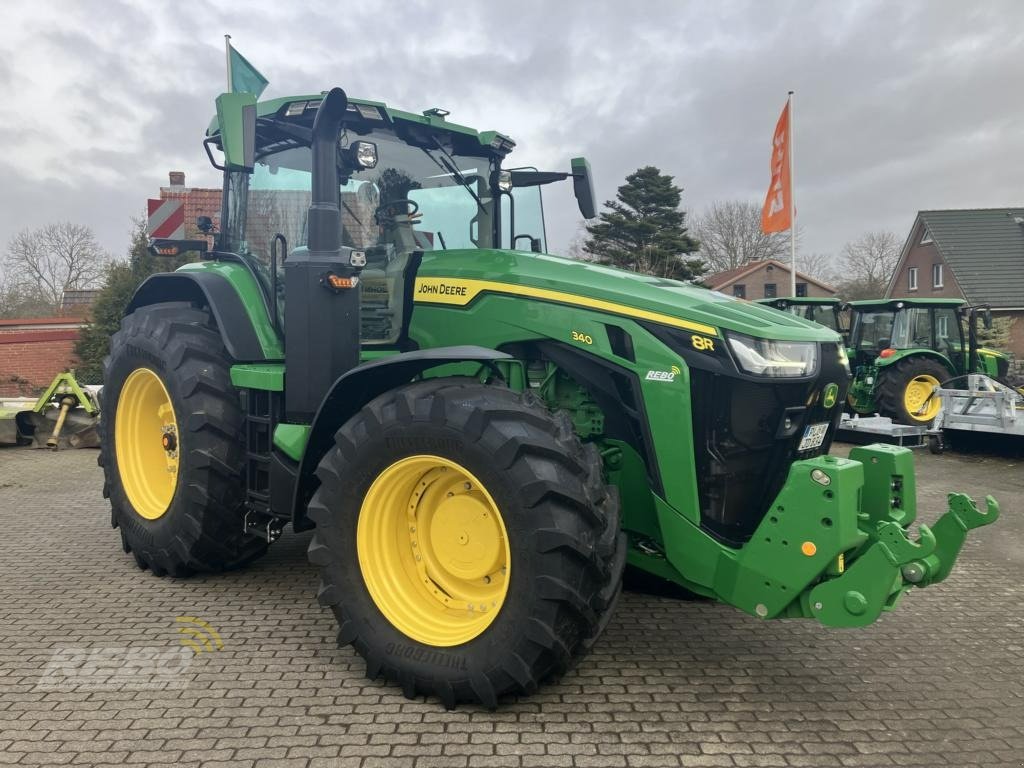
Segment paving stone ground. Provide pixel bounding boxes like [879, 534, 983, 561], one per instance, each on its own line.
[0, 443, 1021, 768]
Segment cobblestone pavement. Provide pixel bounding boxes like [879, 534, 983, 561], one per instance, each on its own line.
[0, 444, 1021, 768]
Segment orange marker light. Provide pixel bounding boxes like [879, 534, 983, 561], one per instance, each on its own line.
[801, 541, 817, 557]
[325, 274, 359, 290]
[879, 348, 896, 359]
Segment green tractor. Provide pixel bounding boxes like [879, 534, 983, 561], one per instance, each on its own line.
[99, 87, 998, 708]
[845, 298, 1010, 425]
[757, 296, 848, 338]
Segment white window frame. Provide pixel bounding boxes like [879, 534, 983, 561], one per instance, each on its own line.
[920, 228, 933, 245]
[932, 263, 943, 288]
[908, 267, 918, 291]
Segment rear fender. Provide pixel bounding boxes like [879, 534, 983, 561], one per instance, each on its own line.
[291, 346, 511, 529]
[874, 348, 953, 374]
[126, 271, 273, 362]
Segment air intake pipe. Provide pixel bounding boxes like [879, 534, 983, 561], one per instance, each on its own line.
[284, 87, 362, 421]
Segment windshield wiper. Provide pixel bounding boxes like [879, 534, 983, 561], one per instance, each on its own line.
[419, 140, 487, 217]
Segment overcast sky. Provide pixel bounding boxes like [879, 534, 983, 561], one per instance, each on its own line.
[1, 0, 1022, 266]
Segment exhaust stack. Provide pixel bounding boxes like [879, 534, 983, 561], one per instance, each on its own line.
[285, 88, 362, 421]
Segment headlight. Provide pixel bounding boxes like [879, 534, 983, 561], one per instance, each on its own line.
[726, 332, 817, 377]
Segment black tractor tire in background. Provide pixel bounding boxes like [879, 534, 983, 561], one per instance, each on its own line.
[308, 378, 625, 708]
[99, 303, 267, 577]
[875, 356, 950, 426]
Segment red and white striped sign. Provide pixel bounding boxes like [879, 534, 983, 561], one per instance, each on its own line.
[147, 199, 185, 239]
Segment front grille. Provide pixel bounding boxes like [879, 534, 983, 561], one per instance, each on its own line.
[689, 343, 848, 545]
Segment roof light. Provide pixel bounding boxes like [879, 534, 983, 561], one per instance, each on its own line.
[285, 101, 307, 117]
[423, 107, 450, 119]
[355, 103, 384, 120]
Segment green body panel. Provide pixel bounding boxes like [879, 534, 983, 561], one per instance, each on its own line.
[273, 424, 311, 462]
[874, 347, 953, 371]
[178, 261, 284, 359]
[231, 363, 285, 391]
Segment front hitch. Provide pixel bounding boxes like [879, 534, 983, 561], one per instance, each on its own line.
[716, 444, 999, 628]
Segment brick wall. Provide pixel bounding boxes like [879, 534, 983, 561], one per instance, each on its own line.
[0, 319, 83, 397]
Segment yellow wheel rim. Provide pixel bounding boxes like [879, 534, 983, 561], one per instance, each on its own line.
[115, 368, 179, 520]
[903, 374, 942, 421]
[357, 455, 510, 647]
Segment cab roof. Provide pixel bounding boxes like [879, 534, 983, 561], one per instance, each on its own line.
[206, 92, 515, 154]
[848, 298, 965, 309]
[756, 297, 841, 306]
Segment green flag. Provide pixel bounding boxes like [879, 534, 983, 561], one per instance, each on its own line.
[227, 41, 268, 98]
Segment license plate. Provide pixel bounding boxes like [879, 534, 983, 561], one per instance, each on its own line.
[798, 422, 830, 451]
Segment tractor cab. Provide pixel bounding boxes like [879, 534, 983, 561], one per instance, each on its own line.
[757, 297, 848, 339]
[203, 93, 595, 347]
[847, 299, 968, 372]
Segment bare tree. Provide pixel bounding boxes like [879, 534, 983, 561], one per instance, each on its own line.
[797, 251, 839, 284]
[691, 200, 790, 272]
[834, 231, 901, 300]
[2, 223, 111, 313]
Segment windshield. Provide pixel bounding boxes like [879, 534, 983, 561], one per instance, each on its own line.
[851, 310, 895, 353]
[800, 305, 838, 332]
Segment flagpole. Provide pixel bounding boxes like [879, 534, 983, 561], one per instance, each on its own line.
[224, 34, 232, 91]
[788, 90, 797, 297]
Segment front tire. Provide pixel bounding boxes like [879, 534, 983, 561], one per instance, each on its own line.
[99, 303, 267, 576]
[876, 357, 948, 426]
[308, 378, 624, 708]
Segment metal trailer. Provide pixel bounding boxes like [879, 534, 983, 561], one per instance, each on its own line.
[927, 374, 1024, 453]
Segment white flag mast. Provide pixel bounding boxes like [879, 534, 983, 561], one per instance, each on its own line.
[224, 34, 232, 91]
[788, 90, 797, 297]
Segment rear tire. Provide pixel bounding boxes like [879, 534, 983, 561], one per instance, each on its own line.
[308, 378, 625, 708]
[99, 303, 267, 577]
[876, 357, 948, 426]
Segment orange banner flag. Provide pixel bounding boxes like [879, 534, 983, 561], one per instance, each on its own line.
[761, 101, 792, 233]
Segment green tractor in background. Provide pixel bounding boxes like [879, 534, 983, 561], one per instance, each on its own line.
[98, 87, 998, 708]
[758, 296, 848, 338]
[845, 298, 1009, 425]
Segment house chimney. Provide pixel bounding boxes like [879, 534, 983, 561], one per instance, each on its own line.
[168, 171, 186, 187]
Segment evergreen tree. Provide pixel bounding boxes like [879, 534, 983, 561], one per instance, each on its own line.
[74, 218, 187, 383]
[582, 166, 703, 281]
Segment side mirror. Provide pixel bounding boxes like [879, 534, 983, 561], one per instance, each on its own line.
[570, 157, 596, 219]
[215, 92, 257, 171]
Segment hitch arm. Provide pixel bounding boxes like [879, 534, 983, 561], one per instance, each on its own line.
[901, 494, 1000, 586]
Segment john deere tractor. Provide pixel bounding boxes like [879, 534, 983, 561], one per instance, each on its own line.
[758, 297, 848, 339]
[99, 87, 997, 708]
[845, 298, 1010, 425]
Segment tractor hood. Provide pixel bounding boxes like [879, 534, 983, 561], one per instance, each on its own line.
[417, 249, 840, 343]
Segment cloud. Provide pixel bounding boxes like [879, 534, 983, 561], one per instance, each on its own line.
[1, 0, 1022, 269]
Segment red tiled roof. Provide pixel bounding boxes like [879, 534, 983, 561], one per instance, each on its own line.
[704, 258, 836, 292]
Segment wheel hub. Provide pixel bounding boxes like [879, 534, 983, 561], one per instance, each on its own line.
[358, 455, 510, 646]
[114, 367, 179, 520]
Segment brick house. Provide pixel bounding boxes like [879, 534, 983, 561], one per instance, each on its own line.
[886, 209, 1024, 357]
[703, 259, 837, 300]
[0, 317, 87, 397]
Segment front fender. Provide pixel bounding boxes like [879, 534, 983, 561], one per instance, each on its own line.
[291, 346, 511, 529]
[874, 348, 953, 372]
